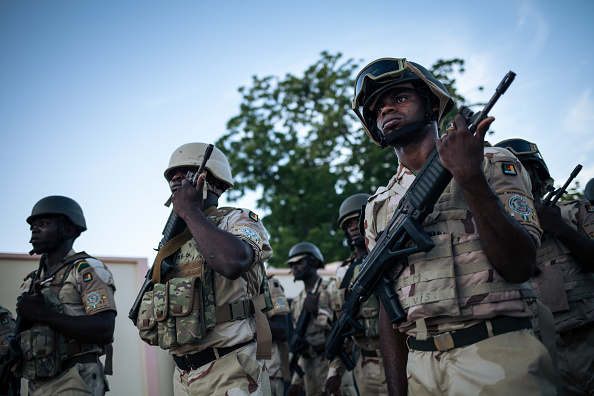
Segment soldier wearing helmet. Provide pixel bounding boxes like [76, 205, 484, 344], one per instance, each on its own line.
[145, 143, 273, 395]
[15, 196, 116, 395]
[326, 193, 388, 396]
[285, 242, 333, 396]
[496, 138, 594, 395]
[358, 58, 554, 395]
[585, 178, 594, 205]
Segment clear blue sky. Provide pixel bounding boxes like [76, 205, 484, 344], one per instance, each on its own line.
[1, 0, 593, 266]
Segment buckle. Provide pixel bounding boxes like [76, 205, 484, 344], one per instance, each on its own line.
[230, 300, 249, 321]
[433, 332, 455, 351]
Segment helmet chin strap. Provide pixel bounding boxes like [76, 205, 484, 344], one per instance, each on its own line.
[381, 120, 429, 148]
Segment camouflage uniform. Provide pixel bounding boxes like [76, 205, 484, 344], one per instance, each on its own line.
[364, 147, 556, 395]
[0, 305, 16, 362]
[266, 275, 290, 396]
[329, 256, 387, 395]
[290, 278, 333, 396]
[532, 199, 594, 395]
[20, 250, 116, 396]
[148, 206, 272, 396]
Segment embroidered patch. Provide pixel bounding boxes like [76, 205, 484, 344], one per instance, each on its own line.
[509, 195, 531, 215]
[275, 296, 287, 311]
[76, 261, 90, 272]
[1, 317, 8, 325]
[83, 273, 93, 282]
[502, 163, 517, 175]
[249, 211, 259, 222]
[586, 204, 594, 213]
[232, 225, 263, 249]
[84, 287, 110, 314]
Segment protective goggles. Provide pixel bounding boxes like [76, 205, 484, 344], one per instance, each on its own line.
[353, 58, 407, 109]
[495, 139, 543, 159]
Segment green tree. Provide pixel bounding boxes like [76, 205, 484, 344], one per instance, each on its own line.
[217, 52, 472, 267]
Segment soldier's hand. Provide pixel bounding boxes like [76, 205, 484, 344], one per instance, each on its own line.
[436, 114, 495, 187]
[171, 173, 206, 220]
[325, 375, 342, 396]
[16, 281, 48, 322]
[286, 383, 303, 396]
[535, 203, 565, 236]
[303, 292, 319, 316]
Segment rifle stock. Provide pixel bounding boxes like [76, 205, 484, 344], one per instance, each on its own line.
[129, 144, 215, 324]
[325, 72, 516, 366]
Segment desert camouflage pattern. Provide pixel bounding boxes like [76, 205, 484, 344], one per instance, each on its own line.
[27, 361, 107, 396]
[19, 250, 115, 394]
[169, 207, 271, 357]
[530, 199, 594, 394]
[173, 341, 270, 396]
[265, 275, 290, 381]
[289, 278, 333, 395]
[407, 330, 555, 395]
[0, 305, 16, 359]
[328, 257, 387, 395]
[532, 199, 594, 333]
[364, 147, 541, 336]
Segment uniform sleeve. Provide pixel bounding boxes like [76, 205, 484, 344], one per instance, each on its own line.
[484, 147, 543, 246]
[222, 208, 273, 266]
[75, 258, 117, 315]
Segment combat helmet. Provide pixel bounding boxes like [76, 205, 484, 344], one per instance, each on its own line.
[494, 139, 554, 195]
[286, 242, 325, 269]
[353, 58, 455, 148]
[585, 178, 594, 204]
[165, 143, 234, 195]
[338, 193, 371, 228]
[27, 196, 87, 232]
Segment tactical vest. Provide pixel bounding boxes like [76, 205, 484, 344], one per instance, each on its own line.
[330, 255, 380, 350]
[532, 234, 594, 333]
[18, 253, 109, 380]
[393, 178, 537, 335]
[137, 207, 273, 359]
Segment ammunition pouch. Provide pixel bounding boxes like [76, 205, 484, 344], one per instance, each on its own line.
[18, 326, 61, 380]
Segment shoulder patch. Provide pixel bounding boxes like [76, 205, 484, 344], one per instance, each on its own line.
[82, 272, 93, 282]
[249, 211, 259, 222]
[586, 204, 594, 213]
[76, 260, 90, 272]
[23, 271, 36, 281]
[1, 317, 9, 325]
[502, 163, 517, 176]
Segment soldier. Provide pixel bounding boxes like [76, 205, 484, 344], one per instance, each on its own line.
[136, 143, 273, 395]
[354, 58, 555, 395]
[16, 196, 116, 395]
[495, 138, 594, 395]
[585, 178, 594, 205]
[266, 274, 291, 396]
[326, 193, 387, 396]
[0, 306, 16, 366]
[286, 242, 332, 396]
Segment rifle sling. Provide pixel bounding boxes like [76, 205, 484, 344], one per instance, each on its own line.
[152, 228, 193, 284]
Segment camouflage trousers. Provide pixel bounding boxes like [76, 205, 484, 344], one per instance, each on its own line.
[353, 355, 387, 396]
[269, 377, 284, 396]
[291, 354, 329, 396]
[407, 330, 556, 396]
[340, 370, 357, 396]
[173, 342, 270, 396]
[556, 323, 594, 396]
[27, 361, 107, 396]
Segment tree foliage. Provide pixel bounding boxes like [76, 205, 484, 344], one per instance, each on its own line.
[217, 52, 472, 267]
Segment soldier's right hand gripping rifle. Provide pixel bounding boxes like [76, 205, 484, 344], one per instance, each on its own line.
[128, 144, 214, 325]
[325, 72, 516, 369]
[0, 253, 46, 396]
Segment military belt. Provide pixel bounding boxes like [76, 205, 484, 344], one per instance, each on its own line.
[61, 353, 99, 372]
[408, 316, 532, 352]
[360, 348, 380, 358]
[173, 340, 253, 371]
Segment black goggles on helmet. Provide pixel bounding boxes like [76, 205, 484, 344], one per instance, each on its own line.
[353, 58, 407, 108]
[495, 139, 543, 160]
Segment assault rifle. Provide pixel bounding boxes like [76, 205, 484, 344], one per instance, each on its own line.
[0, 253, 46, 396]
[325, 72, 516, 368]
[288, 278, 322, 377]
[542, 164, 583, 206]
[129, 144, 214, 324]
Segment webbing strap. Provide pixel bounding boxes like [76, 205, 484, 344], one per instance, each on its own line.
[152, 228, 192, 284]
[104, 343, 113, 375]
[279, 341, 291, 382]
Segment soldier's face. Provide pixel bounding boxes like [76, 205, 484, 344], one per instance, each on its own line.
[29, 216, 60, 251]
[374, 88, 425, 136]
[168, 167, 198, 193]
[290, 258, 314, 281]
[343, 217, 361, 242]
